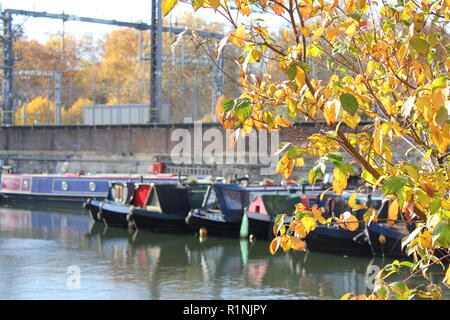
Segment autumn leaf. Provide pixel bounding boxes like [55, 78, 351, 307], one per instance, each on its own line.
[387, 199, 399, 226]
[333, 166, 347, 195]
[301, 215, 317, 233]
[443, 266, 450, 289]
[338, 211, 359, 231]
[291, 237, 306, 251]
[273, 0, 285, 15]
[229, 24, 246, 47]
[270, 236, 281, 254]
[162, 0, 179, 16]
[311, 204, 327, 224]
[311, 26, 324, 42]
[280, 234, 292, 252]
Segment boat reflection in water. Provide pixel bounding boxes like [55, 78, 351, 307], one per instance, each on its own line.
[0, 206, 406, 299]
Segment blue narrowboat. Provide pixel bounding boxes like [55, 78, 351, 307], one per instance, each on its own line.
[185, 184, 249, 237]
[0, 173, 178, 205]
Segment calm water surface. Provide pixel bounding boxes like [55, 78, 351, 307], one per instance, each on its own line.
[0, 204, 446, 300]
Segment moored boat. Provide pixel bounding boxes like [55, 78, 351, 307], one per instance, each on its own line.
[303, 192, 409, 257]
[185, 184, 249, 237]
[84, 182, 208, 233]
[0, 172, 178, 205]
[244, 193, 301, 240]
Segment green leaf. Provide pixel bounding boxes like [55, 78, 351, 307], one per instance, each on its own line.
[222, 98, 235, 112]
[308, 169, 317, 185]
[287, 146, 304, 159]
[432, 75, 448, 89]
[435, 107, 448, 128]
[296, 61, 311, 73]
[429, 198, 441, 214]
[361, 169, 377, 185]
[410, 36, 430, 55]
[377, 287, 388, 300]
[326, 152, 343, 165]
[382, 176, 408, 195]
[285, 64, 297, 80]
[234, 99, 252, 121]
[340, 93, 358, 115]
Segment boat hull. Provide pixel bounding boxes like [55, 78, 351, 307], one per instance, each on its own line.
[246, 212, 273, 240]
[367, 223, 406, 257]
[305, 226, 372, 256]
[86, 199, 191, 233]
[0, 173, 177, 205]
[185, 211, 242, 238]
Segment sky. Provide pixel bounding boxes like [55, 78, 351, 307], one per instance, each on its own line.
[1, 0, 225, 42]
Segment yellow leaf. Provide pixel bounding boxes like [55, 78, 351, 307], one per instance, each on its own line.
[338, 211, 359, 231]
[280, 234, 292, 252]
[291, 237, 306, 251]
[345, 0, 356, 12]
[341, 292, 354, 300]
[294, 221, 307, 238]
[366, 60, 375, 74]
[419, 230, 432, 249]
[387, 199, 399, 226]
[312, 204, 327, 224]
[273, 0, 285, 15]
[432, 87, 447, 109]
[229, 24, 246, 47]
[340, 18, 359, 38]
[295, 66, 305, 88]
[348, 193, 358, 209]
[161, 0, 179, 16]
[311, 26, 324, 42]
[274, 115, 293, 128]
[294, 157, 305, 167]
[343, 113, 360, 129]
[325, 28, 339, 42]
[301, 215, 317, 233]
[323, 99, 340, 126]
[300, 27, 311, 37]
[282, 29, 290, 42]
[443, 266, 450, 288]
[270, 236, 281, 254]
[333, 166, 347, 195]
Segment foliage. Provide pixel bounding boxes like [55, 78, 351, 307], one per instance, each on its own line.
[13, 13, 238, 124]
[62, 97, 93, 125]
[15, 96, 55, 125]
[166, 0, 450, 299]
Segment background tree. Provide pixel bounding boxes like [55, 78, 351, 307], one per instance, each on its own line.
[164, 0, 450, 299]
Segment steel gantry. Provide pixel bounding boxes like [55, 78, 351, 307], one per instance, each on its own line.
[0, 4, 224, 125]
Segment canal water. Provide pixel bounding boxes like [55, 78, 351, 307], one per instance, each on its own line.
[0, 205, 447, 300]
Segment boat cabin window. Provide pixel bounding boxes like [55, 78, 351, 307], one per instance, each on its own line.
[222, 189, 243, 210]
[147, 188, 160, 208]
[366, 199, 382, 210]
[204, 187, 219, 210]
[333, 198, 349, 214]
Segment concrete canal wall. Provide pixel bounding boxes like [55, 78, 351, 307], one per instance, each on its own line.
[0, 123, 417, 180]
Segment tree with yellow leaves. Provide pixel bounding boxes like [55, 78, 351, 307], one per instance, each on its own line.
[15, 96, 55, 125]
[165, 0, 450, 299]
[62, 97, 93, 125]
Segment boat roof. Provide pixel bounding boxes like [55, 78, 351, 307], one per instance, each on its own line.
[250, 193, 300, 216]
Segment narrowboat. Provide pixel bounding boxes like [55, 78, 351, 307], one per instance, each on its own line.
[244, 193, 301, 240]
[366, 199, 411, 257]
[84, 182, 208, 233]
[185, 183, 330, 239]
[185, 184, 249, 237]
[0, 172, 178, 205]
[304, 192, 409, 257]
